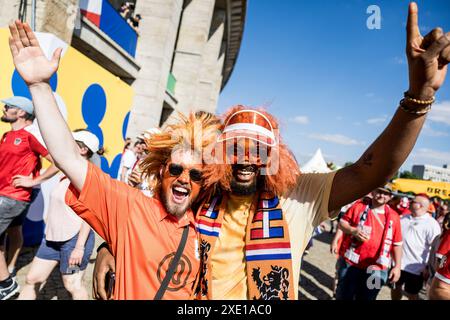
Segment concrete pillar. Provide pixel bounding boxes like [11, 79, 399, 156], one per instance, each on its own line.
[0, 0, 30, 28]
[35, 0, 78, 43]
[170, 0, 216, 116]
[194, 9, 225, 113]
[126, 0, 184, 139]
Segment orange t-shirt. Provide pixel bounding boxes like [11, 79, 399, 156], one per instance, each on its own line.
[65, 162, 200, 300]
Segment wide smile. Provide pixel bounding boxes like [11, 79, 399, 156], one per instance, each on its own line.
[171, 184, 191, 204]
[234, 165, 258, 182]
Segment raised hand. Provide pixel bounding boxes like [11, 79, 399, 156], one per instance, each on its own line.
[406, 2, 450, 100]
[8, 20, 62, 87]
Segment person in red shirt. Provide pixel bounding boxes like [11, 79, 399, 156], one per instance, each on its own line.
[336, 186, 403, 300]
[393, 196, 412, 216]
[429, 216, 450, 300]
[0, 96, 58, 300]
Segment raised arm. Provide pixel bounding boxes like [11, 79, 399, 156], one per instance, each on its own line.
[328, 2, 450, 212]
[8, 21, 87, 191]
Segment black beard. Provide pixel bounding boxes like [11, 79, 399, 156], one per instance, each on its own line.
[230, 178, 258, 196]
[1, 116, 15, 123]
[230, 164, 261, 196]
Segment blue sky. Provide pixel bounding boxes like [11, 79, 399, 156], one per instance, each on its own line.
[217, 0, 450, 172]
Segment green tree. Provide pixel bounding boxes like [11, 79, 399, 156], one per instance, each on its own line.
[344, 161, 354, 167]
[399, 170, 421, 179]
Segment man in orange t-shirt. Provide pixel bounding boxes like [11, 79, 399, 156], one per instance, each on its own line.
[65, 112, 219, 299]
[65, 146, 203, 299]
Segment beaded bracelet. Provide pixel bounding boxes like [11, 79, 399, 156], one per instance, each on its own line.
[399, 98, 432, 115]
[403, 91, 435, 105]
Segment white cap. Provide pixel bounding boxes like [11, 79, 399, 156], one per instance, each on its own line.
[73, 131, 100, 153]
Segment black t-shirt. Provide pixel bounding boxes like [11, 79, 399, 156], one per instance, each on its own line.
[129, 18, 139, 28]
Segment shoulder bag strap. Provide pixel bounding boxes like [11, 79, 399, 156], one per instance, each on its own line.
[154, 225, 189, 300]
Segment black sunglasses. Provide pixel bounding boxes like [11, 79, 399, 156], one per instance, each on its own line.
[168, 163, 203, 182]
[4, 105, 16, 111]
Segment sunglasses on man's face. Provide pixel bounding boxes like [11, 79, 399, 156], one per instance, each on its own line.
[4, 105, 17, 111]
[168, 163, 203, 182]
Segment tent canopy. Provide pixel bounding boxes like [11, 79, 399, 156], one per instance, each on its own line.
[389, 178, 450, 200]
[301, 149, 331, 173]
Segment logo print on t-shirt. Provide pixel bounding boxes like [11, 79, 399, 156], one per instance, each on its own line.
[157, 253, 192, 292]
[439, 255, 447, 269]
[14, 138, 22, 145]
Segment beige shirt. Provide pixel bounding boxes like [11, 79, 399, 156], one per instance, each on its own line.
[211, 171, 336, 300]
[45, 176, 83, 242]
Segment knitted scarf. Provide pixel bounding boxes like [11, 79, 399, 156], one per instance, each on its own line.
[194, 191, 295, 300]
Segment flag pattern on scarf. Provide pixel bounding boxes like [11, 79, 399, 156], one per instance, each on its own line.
[245, 241, 292, 261]
[197, 196, 222, 237]
[247, 195, 291, 260]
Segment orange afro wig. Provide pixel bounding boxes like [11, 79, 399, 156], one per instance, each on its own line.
[139, 111, 222, 194]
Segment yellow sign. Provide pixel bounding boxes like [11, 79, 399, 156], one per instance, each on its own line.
[390, 178, 450, 200]
[0, 28, 134, 177]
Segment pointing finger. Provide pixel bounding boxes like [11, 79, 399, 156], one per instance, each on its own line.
[407, 2, 421, 43]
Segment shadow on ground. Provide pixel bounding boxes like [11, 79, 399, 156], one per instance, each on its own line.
[299, 259, 334, 300]
[12, 246, 71, 300]
[313, 231, 334, 246]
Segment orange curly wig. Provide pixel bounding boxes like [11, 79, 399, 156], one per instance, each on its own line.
[139, 111, 222, 194]
[216, 105, 300, 195]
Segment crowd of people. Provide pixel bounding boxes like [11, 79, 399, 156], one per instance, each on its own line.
[328, 189, 449, 300]
[0, 2, 449, 301]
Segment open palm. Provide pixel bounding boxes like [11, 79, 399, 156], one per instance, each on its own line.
[9, 20, 61, 86]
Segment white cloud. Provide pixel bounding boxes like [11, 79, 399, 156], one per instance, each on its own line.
[422, 124, 449, 137]
[367, 116, 387, 125]
[291, 116, 309, 125]
[419, 25, 431, 33]
[408, 148, 450, 166]
[308, 133, 363, 146]
[428, 101, 450, 126]
[393, 56, 406, 65]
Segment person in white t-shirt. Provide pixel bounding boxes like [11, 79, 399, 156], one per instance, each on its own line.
[391, 193, 441, 300]
[116, 141, 145, 183]
[18, 130, 103, 300]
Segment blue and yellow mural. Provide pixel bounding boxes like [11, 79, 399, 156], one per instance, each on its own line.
[0, 28, 134, 244]
[0, 28, 133, 176]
